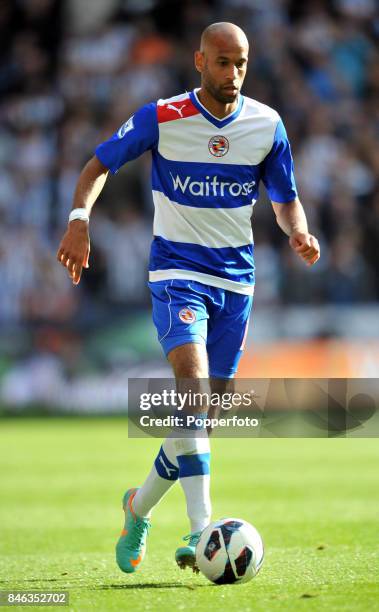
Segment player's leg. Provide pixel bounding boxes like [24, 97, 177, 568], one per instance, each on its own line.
[208, 376, 235, 434]
[171, 286, 252, 571]
[146, 280, 212, 568]
[207, 288, 253, 426]
[168, 342, 211, 534]
[133, 282, 210, 522]
[116, 281, 209, 573]
[131, 437, 179, 519]
[167, 342, 212, 571]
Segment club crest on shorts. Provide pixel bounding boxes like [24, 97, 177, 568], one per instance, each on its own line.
[208, 135, 229, 157]
[178, 307, 196, 324]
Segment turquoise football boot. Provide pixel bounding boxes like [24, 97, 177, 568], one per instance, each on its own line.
[115, 488, 151, 573]
[175, 531, 202, 573]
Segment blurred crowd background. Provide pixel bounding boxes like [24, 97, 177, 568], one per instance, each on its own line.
[1, 0, 379, 410]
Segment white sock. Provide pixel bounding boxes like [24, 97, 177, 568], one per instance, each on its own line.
[174, 436, 212, 533]
[180, 474, 211, 533]
[133, 437, 179, 518]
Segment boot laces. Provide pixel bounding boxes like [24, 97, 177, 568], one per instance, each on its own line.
[182, 531, 201, 547]
[129, 517, 151, 549]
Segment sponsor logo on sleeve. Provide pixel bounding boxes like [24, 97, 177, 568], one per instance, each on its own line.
[117, 116, 134, 138]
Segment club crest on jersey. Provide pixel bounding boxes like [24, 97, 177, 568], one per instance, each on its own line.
[208, 135, 229, 157]
[178, 308, 196, 324]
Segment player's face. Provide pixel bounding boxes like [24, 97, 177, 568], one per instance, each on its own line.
[197, 46, 248, 104]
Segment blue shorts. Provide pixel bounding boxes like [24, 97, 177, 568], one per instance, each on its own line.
[148, 279, 253, 379]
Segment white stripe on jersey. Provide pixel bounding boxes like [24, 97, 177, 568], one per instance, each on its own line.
[157, 91, 190, 105]
[149, 269, 255, 296]
[152, 190, 253, 248]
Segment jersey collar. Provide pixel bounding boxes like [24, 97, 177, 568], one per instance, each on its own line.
[189, 88, 244, 128]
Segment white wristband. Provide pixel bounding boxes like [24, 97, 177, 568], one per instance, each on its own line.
[69, 208, 89, 223]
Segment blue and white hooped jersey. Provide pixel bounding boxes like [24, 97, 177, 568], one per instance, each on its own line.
[95, 89, 297, 295]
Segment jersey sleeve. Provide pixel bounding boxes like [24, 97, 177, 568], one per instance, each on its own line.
[95, 102, 158, 174]
[261, 119, 298, 203]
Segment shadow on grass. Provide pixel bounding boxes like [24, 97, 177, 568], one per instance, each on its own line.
[22, 578, 59, 582]
[0, 578, 59, 584]
[97, 582, 210, 591]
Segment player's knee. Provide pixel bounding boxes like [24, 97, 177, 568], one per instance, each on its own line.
[177, 366, 207, 378]
[168, 343, 208, 378]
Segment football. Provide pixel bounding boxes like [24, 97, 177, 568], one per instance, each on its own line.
[195, 518, 264, 584]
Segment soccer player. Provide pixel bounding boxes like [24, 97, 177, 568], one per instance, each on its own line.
[57, 22, 320, 574]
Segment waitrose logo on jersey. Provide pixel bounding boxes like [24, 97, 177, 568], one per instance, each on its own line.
[170, 173, 256, 197]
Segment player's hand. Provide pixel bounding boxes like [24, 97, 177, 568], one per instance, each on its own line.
[289, 231, 320, 266]
[56, 220, 90, 285]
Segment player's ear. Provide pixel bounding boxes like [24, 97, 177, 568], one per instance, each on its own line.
[194, 50, 204, 73]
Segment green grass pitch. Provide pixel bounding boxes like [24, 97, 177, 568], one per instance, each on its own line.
[0, 418, 378, 611]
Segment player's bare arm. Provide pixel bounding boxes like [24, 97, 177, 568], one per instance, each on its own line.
[272, 198, 320, 266]
[56, 155, 109, 285]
